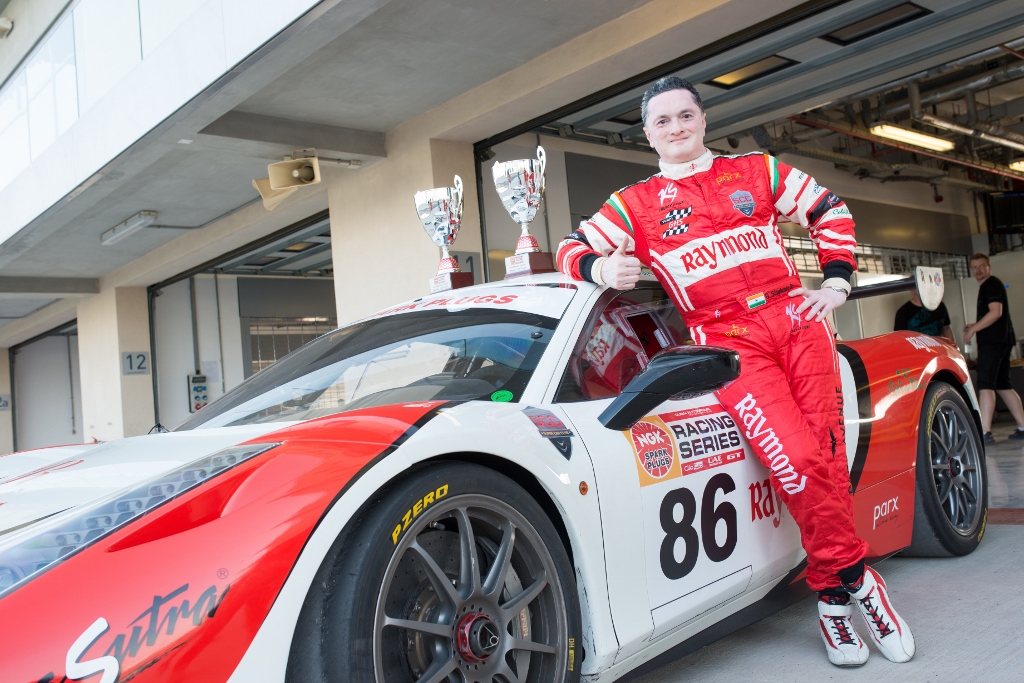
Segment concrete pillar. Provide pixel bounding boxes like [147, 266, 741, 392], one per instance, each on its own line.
[0, 348, 12, 454]
[77, 287, 155, 442]
[327, 138, 483, 325]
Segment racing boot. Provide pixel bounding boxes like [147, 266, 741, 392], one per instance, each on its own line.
[844, 565, 915, 663]
[818, 593, 869, 667]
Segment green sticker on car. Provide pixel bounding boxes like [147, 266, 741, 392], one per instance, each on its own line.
[491, 390, 513, 402]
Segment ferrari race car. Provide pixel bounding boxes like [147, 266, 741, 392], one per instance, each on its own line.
[0, 272, 986, 683]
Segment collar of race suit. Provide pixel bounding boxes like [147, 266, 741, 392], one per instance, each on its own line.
[659, 147, 714, 180]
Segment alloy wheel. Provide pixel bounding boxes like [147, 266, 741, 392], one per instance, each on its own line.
[373, 495, 568, 682]
[929, 399, 984, 534]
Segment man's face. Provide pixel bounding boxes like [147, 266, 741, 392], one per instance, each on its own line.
[643, 89, 707, 164]
[970, 258, 990, 282]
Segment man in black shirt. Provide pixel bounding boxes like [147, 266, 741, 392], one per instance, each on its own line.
[963, 253, 1024, 442]
[894, 291, 953, 340]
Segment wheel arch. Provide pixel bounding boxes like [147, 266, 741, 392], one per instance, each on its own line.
[929, 370, 983, 440]
[285, 451, 578, 682]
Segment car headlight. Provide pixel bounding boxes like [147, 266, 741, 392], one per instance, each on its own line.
[0, 443, 278, 597]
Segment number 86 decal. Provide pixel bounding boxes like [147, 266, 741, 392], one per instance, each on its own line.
[659, 473, 738, 579]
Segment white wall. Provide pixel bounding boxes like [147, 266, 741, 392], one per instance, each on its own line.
[13, 333, 83, 450]
[0, 0, 318, 242]
[152, 273, 243, 429]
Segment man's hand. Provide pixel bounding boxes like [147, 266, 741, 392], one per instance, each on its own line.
[789, 286, 847, 322]
[600, 241, 642, 290]
[963, 325, 975, 344]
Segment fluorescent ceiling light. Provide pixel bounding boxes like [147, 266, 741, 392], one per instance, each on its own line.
[100, 211, 157, 246]
[708, 55, 797, 89]
[1010, 160, 1024, 172]
[822, 3, 930, 46]
[869, 124, 955, 152]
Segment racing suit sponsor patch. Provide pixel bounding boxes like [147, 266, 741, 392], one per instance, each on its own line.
[729, 190, 757, 217]
[734, 393, 807, 494]
[660, 207, 692, 238]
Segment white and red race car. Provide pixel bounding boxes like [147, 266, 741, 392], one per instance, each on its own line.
[0, 273, 986, 683]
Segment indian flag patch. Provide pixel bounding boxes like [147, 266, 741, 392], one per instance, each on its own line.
[746, 292, 767, 309]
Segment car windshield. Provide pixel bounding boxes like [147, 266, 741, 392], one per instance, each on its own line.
[175, 305, 565, 430]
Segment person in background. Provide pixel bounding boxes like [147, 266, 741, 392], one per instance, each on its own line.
[893, 291, 954, 341]
[963, 253, 1024, 443]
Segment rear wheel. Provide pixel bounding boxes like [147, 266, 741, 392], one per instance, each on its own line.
[290, 462, 582, 683]
[905, 382, 988, 557]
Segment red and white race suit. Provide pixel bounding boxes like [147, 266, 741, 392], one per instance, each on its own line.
[557, 149, 868, 590]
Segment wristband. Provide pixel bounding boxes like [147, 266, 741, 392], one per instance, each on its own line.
[591, 257, 608, 286]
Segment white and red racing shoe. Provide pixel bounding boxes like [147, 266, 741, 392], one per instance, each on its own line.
[818, 596, 869, 667]
[845, 566, 915, 663]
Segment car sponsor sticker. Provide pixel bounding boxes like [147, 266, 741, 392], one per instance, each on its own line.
[627, 417, 680, 486]
[367, 284, 576, 322]
[523, 407, 573, 459]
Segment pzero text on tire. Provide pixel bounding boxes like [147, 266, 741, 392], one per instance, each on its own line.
[905, 382, 988, 557]
[288, 461, 582, 683]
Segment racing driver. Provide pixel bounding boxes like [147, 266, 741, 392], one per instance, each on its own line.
[556, 77, 915, 667]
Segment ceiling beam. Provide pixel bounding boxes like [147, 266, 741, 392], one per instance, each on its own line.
[200, 111, 386, 158]
[0, 277, 99, 298]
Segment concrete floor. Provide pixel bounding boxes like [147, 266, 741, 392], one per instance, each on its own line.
[628, 420, 1024, 683]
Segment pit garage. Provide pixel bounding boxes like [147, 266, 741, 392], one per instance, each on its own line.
[1, 0, 1023, 680]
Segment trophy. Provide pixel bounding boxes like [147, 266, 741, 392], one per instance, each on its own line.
[492, 146, 556, 278]
[415, 175, 475, 293]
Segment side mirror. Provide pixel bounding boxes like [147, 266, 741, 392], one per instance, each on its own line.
[598, 346, 740, 430]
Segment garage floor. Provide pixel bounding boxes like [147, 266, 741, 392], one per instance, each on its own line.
[629, 420, 1024, 683]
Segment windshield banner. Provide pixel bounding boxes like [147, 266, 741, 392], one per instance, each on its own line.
[367, 284, 576, 321]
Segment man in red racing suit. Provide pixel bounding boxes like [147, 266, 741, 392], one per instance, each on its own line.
[557, 78, 915, 668]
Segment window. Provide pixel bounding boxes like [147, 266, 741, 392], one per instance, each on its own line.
[708, 55, 798, 89]
[178, 307, 562, 430]
[556, 286, 690, 402]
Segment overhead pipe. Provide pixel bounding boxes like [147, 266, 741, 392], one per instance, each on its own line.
[788, 113, 1024, 181]
[828, 37, 1024, 110]
[908, 82, 1024, 154]
[883, 63, 1024, 118]
[768, 141, 993, 190]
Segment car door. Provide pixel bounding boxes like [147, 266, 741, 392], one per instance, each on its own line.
[555, 285, 800, 659]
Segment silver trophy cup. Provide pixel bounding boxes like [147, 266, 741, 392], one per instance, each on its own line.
[492, 146, 546, 254]
[414, 175, 464, 274]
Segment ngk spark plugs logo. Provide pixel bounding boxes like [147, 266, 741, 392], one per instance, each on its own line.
[628, 417, 680, 486]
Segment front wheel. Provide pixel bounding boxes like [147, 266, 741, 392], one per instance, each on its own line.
[291, 462, 582, 683]
[904, 382, 988, 557]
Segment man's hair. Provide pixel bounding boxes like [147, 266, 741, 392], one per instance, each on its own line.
[641, 77, 703, 125]
[970, 253, 990, 264]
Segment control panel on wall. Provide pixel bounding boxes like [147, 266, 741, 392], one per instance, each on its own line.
[189, 374, 209, 413]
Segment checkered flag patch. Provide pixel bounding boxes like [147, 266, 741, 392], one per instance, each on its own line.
[662, 225, 689, 238]
[660, 206, 692, 224]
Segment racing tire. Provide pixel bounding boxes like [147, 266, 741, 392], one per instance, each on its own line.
[288, 462, 582, 683]
[904, 382, 988, 557]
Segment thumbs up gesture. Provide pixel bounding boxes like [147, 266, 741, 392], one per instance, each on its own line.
[600, 240, 642, 290]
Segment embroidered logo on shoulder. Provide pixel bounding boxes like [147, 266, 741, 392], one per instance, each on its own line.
[730, 190, 756, 217]
[658, 183, 678, 206]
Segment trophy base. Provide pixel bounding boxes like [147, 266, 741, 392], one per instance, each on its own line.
[429, 270, 475, 294]
[504, 251, 555, 279]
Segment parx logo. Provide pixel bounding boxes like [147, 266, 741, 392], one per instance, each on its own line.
[873, 496, 899, 529]
[659, 183, 678, 206]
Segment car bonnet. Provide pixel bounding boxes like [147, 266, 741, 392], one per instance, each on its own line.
[0, 424, 287, 536]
